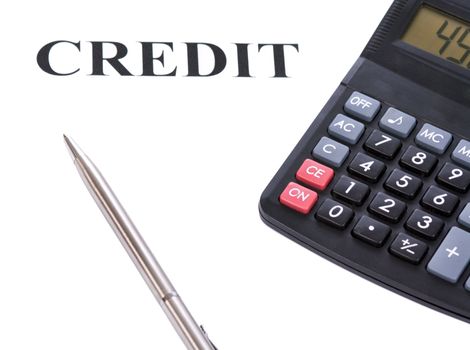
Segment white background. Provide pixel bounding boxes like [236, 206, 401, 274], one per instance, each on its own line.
[1, 0, 468, 349]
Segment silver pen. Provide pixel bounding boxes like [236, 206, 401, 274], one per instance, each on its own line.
[64, 135, 217, 350]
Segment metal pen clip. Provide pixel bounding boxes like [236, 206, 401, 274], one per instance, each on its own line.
[64, 135, 217, 350]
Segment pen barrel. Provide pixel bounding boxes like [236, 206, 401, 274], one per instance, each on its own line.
[74, 156, 216, 350]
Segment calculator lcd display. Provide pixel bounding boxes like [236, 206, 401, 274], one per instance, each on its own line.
[402, 6, 470, 70]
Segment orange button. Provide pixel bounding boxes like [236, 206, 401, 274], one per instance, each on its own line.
[296, 159, 334, 190]
[280, 182, 318, 214]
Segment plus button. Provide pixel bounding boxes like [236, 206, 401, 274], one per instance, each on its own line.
[445, 246, 460, 258]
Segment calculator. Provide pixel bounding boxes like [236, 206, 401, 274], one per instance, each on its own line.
[259, 0, 470, 323]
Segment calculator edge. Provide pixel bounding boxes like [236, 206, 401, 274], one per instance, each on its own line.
[258, 203, 470, 324]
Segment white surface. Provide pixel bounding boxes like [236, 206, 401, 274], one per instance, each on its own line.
[0, 0, 468, 349]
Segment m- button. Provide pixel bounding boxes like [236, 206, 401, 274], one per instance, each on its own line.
[415, 123, 453, 154]
[427, 227, 470, 283]
[452, 139, 470, 169]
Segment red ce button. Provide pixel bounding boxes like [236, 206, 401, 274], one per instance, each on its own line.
[296, 159, 334, 191]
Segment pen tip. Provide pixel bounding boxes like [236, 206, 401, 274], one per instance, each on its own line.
[63, 134, 83, 161]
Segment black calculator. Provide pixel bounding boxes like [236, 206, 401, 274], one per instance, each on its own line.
[259, 0, 470, 323]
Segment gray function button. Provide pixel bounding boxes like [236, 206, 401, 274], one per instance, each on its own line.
[328, 114, 365, 144]
[458, 203, 470, 230]
[452, 139, 470, 169]
[344, 91, 381, 122]
[379, 108, 416, 138]
[427, 227, 470, 283]
[415, 123, 453, 154]
[312, 137, 350, 168]
[466, 276, 470, 292]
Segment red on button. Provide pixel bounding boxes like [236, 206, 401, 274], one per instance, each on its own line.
[296, 159, 334, 191]
[280, 182, 318, 214]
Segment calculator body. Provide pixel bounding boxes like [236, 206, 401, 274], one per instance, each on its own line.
[259, 0, 470, 323]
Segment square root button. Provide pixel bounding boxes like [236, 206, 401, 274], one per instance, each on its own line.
[379, 108, 416, 138]
[427, 227, 470, 283]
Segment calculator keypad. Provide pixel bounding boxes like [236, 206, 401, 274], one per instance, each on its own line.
[272, 89, 470, 310]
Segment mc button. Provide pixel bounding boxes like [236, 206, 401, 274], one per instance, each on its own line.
[415, 123, 452, 155]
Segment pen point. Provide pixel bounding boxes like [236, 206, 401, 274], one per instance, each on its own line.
[63, 134, 82, 161]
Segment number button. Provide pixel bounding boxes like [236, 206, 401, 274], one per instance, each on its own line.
[421, 185, 459, 216]
[436, 162, 470, 192]
[332, 175, 370, 205]
[363, 130, 401, 159]
[348, 153, 386, 183]
[405, 209, 444, 240]
[390, 232, 428, 264]
[352, 216, 391, 247]
[384, 169, 423, 199]
[368, 192, 407, 223]
[399, 145, 437, 176]
[316, 199, 354, 229]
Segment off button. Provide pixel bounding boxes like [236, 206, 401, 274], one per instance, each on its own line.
[344, 91, 381, 122]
